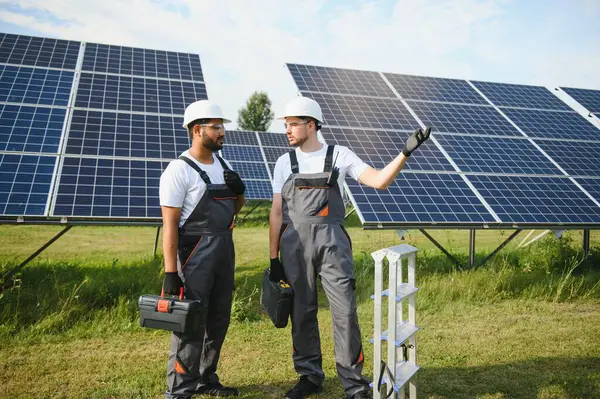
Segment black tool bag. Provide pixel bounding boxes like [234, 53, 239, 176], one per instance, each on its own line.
[138, 288, 206, 333]
[260, 268, 293, 328]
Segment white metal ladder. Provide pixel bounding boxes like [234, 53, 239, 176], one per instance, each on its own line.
[371, 244, 419, 399]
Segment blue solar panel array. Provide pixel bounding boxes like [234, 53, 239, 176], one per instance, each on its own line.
[561, 87, 600, 115]
[286, 63, 600, 227]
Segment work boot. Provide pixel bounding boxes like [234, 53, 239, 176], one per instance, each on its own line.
[350, 389, 372, 399]
[284, 376, 323, 399]
[195, 382, 239, 397]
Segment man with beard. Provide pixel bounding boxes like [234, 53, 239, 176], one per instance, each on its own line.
[269, 97, 431, 399]
[160, 100, 245, 398]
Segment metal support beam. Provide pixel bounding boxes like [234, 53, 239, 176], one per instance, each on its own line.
[238, 201, 260, 225]
[344, 206, 356, 219]
[419, 229, 463, 269]
[475, 230, 521, 269]
[469, 230, 476, 268]
[153, 226, 161, 257]
[1, 225, 73, 289]
[583, 229, 590, 259]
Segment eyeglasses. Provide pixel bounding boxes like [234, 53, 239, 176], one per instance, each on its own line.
[199, 123, 225, 134]
[284, 121, 309, 129]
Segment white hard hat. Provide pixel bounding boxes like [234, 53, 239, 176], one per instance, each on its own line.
[277, 96, 323, 123]
[182, 100, 231, 128]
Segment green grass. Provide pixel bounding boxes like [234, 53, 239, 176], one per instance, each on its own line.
[0, 220, 599, 398]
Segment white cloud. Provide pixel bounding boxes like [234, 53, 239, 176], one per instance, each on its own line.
[1, 0, 599, 133]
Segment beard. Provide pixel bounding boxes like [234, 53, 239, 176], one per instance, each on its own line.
[202, 133, 223, 151]
[289, 134, 309, 148]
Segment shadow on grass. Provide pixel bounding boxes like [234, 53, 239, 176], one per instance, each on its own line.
[417, 356, 600, 399]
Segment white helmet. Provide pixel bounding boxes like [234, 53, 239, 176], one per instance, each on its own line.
[182, 100, 231, 128]
[277, 96, 323, 123]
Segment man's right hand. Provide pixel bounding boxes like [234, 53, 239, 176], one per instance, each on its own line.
[269, 258, 285, 282]
[163, 271, 183, 295]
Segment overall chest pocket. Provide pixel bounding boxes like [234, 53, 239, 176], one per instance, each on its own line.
[294, 176, 330, 216]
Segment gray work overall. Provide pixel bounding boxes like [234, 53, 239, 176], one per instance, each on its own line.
[165, 155, 237, 399]
[279, 145, 370, 398]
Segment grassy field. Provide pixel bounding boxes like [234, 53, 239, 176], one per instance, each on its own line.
[1, 218, 599, 398]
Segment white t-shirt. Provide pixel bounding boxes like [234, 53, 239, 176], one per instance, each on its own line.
[272, 145, 369, 194]
[160, 150, 233, 226]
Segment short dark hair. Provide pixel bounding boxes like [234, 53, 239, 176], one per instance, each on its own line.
[299, 116, 321, 131]
[187, 118, 211, 139]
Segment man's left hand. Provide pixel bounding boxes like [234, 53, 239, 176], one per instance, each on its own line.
[224, 170, 246, 195]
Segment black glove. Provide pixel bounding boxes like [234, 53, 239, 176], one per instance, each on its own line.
[163, 271, 183, 296]
[402, 126, 432, 157]
[269, 258, 285, 282]
[224, 170, 246, 195]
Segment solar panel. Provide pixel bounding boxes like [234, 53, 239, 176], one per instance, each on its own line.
[535, 140, 600, 177]
[575, 178, 600, 204]
[245, 180, 273, 200]
[434, 136, 562, 175]
[0, 153, 57, 216]
[225, 130, 259, 146]
[346, 173, 496, 224]
[220, 146, 263, 163]
[257, 131, 290, 148]
[74, 72, 207, 114]
[561, 87, 600, 114]
[228, 161, 269, 180]
[0, 104, 66, 153]
[0, 65, 74, 106]
[51, 156, 166, 218]
[64, 110, 187, 159]
[468, 175, 600, 224]
[287, 63, 396, 97]
[82, 43, 203, 80]
[407, 101, 522, 136]
[306, 92, 418, 130]
[471, 81, 571, 111]
[383, 73, 487, 105]
[501, 109, 600, 141]
[262, 146, 289, 164]
[321, 127, 454, 172]
[0, 33, 80, 69]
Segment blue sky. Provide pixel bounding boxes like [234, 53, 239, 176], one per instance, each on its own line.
[1, 0, 598, 132]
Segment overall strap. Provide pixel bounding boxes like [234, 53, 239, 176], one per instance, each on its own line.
[179, 156, 211, 185]
[323, 145, 335, 172]
[215, 155, 231, 171]
[289, 150, 299, 174]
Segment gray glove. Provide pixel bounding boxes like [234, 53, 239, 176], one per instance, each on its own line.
[402, 126, 432, 157]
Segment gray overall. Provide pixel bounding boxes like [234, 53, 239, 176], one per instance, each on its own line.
[279, 146, 370, 398]
[165, 155, 237, 399]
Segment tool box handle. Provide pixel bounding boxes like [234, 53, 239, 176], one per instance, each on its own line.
[160, 287, 184, 300]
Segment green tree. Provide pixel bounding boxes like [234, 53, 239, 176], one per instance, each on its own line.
[237, 91, 274, 132]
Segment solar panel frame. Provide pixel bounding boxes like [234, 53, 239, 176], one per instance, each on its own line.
[64, 109, 188, 159]
[257, 131, 290, 148]
[321, 127, 454, 172]
[81, 43, 204, 81]
[501, 108, 600, 141]
[574, 178, 600, 205]
[74, 72, 207, 114]
[0, 153, 57, 216]
[434, 135, 563, 175]
[471, 80, 572, 111]
[0, 104, 66, 153]
[407, 101, 523, 137]
[51, 156, 168, 219]
[224, 130, 259, 146]
[561, 87, 600, 114]
[534, 140, 600, 177]
[346, 172, 497, 226]
[0, 65, 74, 106]
[287, 63, 396, 98]
[306, 92, 419, 130]
[467, 174, 600, 224]
[384, 72, 488, 105]
[0, 33, 80, 70]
